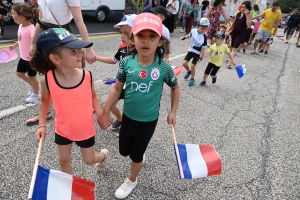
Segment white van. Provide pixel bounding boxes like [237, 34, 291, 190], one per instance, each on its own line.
[81, 0, 125, 22]
[4, 0, 125, 24]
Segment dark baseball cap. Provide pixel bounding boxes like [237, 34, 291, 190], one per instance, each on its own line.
[36, 28, 93, 55]
[214, 31, 225, 39]
[149, 5, 168, 18]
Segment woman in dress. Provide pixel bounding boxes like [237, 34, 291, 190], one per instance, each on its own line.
[205, 0, 230, 45]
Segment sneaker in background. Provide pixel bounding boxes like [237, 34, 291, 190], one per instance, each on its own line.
[184, 71, 191, 79]
[96, 149, 109, 172]
[212, 76, 217, 84]
[25, 93, 40, 103]
[115, 178, 137, 199]
[111, 120, 122, 131]
[188, 79, 194, 86]
[200, 81, 206, 86]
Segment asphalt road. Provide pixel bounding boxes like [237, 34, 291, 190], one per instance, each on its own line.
[0, 29, 300, 199]
[0, 15, 123, 42]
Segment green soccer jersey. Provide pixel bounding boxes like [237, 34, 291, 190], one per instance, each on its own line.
[116, 54, 178, 122]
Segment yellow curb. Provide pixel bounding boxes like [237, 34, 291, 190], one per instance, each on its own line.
[0, 33, 121, 49]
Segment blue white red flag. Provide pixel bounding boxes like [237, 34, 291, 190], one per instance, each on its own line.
[277, 36, 284, 41]
[32, 166, 95, 200]
[235, 64, 247, 78]
[175, 144, 222, 179]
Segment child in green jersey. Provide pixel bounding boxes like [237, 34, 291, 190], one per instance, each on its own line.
[98, 13, 180, 199]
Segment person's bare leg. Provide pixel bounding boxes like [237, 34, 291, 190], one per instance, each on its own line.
[202, 74, 208, 82]
[252, 39, 259, 53]
[28, 76, 39, 94]
[111, 103, 122, 122]
[128, 161, 143, 182]
[190, 63, 196, 79]
[182, 60, 190, 72]
[258, 41, 265, 52]
[57, 144, 73, 175]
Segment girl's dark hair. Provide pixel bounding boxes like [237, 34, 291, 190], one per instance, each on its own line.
[253, 4, 259, 11]
[12, 3, 39, 23]
[242, 1, 252, 11]
[30, 47, 63, 75]
[213, 0, 226, 7]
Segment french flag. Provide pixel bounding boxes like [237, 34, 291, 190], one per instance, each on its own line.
[277, 36, 284, 41]
[32, 166, 95, 200]
[175, 144, 222, 179]
[172, 66, 184, 76]
[235, 64, 247, 79]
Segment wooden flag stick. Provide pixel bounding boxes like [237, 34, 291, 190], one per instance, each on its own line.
[171, 125, 184, 179]
[27, 139, 43, 200]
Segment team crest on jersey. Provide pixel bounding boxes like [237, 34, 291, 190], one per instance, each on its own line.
[139, 70, 148, 79]
[151, 68, 160, 80]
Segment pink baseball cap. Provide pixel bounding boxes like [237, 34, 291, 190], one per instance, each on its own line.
[0, 48, 18, 64]
[132, 13, 163, 37]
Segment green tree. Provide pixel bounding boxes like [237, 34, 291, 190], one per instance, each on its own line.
[132, 0, 146, 13]
[279, 0, 300, 13]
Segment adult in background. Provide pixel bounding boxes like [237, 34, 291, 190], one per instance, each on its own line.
[160, 0, 168, 7]
[164, 0, 179, 33]
[144, 0, 152, 12]
[205, 0, 230, 45]
[183, 0, 199, 35]
[200, 0, 209, 18]
[285, 8, 300, 44]
[227, 1, 252, 68]
[26, 0, 97, 125]
[179, 0, 190, 33]
[251, 1, 281, 54]
[152, 0, 160, 8]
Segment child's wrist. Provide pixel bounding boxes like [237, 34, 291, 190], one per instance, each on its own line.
[38, 124, 46, 129]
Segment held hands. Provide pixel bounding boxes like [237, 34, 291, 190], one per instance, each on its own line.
[180, 36, 185, 40]
[29, 44, 37, 57]
[85, 48, 97, 64]
[97, 112, 114, 130]
[35, 127, 46, 142]
[167, 111, 177, 127]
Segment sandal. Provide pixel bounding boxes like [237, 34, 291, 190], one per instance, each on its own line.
[225, 60, 229, 64]
[26, 112, 52, 126]
[250, 51, 259, 55]
[227, 65, 232, 69]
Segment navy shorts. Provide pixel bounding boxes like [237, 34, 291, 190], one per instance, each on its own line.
[55, 133, 95, 148]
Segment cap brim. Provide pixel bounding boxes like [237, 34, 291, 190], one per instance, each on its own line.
[114, 21, 131, 28]
[61, 40, 93, 49]
[214, 34, 224, 39]
[198, 24, 210, 26]
[133, 27, 162, 37]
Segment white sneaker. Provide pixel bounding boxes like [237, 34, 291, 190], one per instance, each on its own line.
[285, 40, 289, 44]
[96, 149, 109, 172]
[25, 93, 40, 103]
[143, 153, 145, 163]
[28, 86, 33, 95]
[180, 30, 184, 33]
[115, 178, 137, 199]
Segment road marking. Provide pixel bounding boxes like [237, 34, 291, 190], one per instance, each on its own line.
[0, 33, 121, 49]
[0, 52, 186, 119]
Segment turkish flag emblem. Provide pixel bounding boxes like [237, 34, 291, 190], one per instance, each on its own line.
[139, 70, 148, 79]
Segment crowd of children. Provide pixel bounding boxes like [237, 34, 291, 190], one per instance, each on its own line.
[2, 0, 297, 199]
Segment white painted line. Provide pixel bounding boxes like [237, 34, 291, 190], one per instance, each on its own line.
[0, 53, 186, 119]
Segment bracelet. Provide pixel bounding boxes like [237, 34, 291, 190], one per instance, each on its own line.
[38, 124, 46, 129]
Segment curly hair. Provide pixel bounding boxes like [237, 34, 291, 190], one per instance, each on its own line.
[12, 3, 38, 23]
[30, 47, 63, 75]
[213, 0, 226, 7]
[242, 1, 252, 11]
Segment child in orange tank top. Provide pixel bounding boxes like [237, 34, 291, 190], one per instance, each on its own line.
[32, 28, 113, 175]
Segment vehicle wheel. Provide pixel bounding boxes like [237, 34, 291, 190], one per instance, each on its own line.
[4, 14, 14, 25]
[95, 9, 107, 23]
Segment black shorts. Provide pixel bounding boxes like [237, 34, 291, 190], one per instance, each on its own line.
[184, 51, 200, 65]
[55, 133, 95, 148]
[119, 114, 158, 163]
[287, 27, 297, 36]
[204, 62, 220, 76]
[16, 58, 37, 76]
[119, 89, 125, 100]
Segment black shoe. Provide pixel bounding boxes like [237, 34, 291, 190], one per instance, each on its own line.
[264, 50, 268, 54]
[259, 49, 264, 53]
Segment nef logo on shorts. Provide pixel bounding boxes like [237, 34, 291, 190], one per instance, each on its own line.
[139, 70, 148, 79]
[151, 68, 160, 80]
[136, 17, 160, 27]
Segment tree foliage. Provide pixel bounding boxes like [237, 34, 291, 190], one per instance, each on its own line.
[132, 0, 146, 13]
[278, 0, 300, 13]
